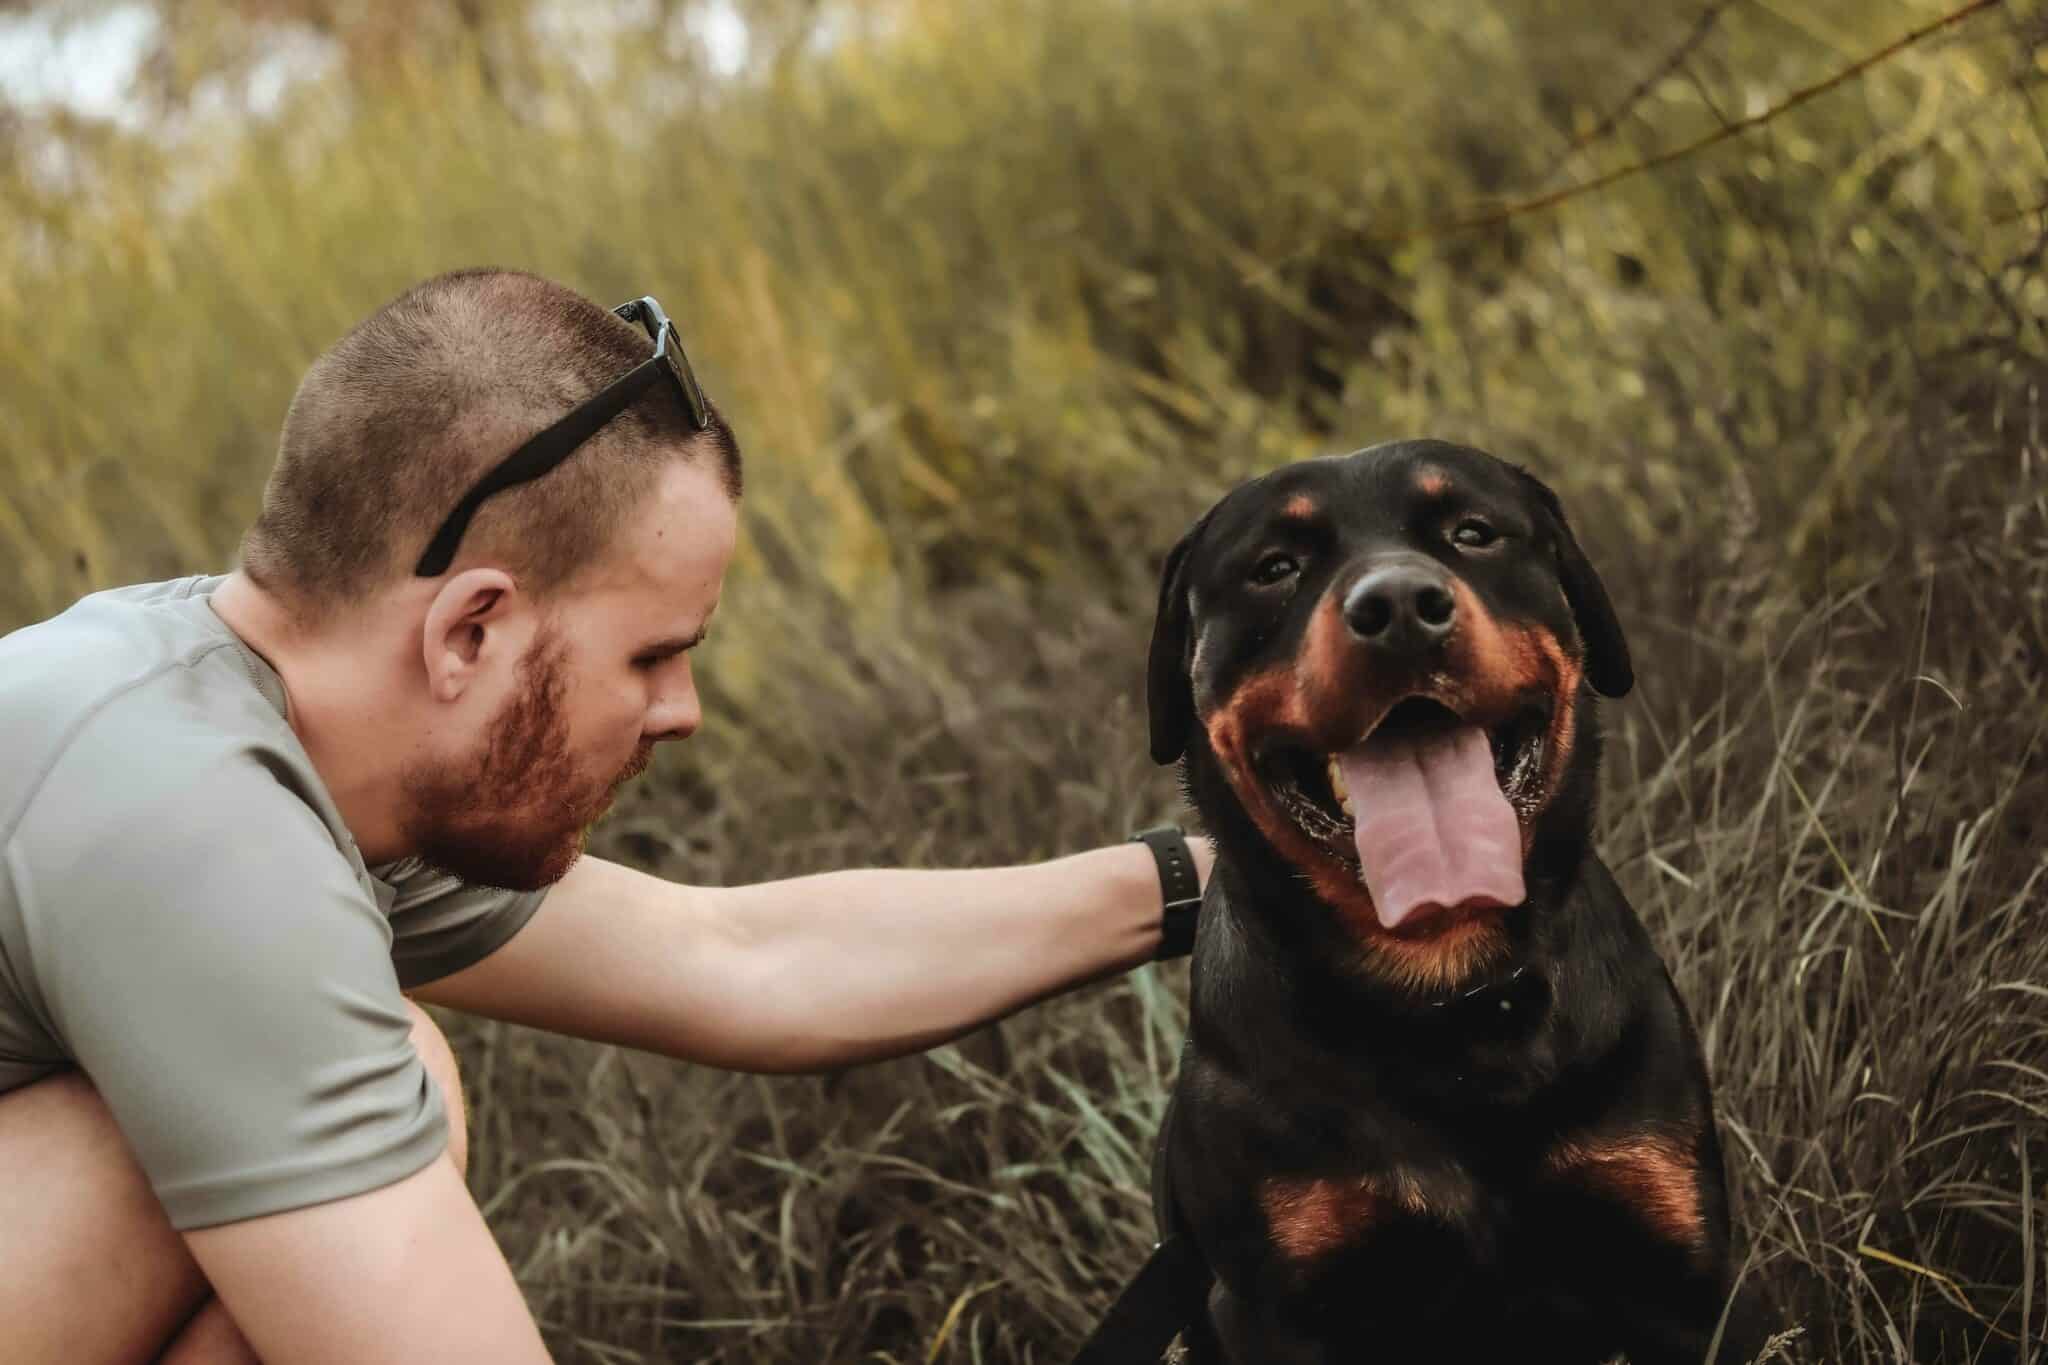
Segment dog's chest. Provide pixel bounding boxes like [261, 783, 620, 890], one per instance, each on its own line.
[1256, 1159, 1489, 1271]
[1247, 1127, 1712, 1305]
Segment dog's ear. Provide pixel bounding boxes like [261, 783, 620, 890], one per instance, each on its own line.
[1146, 518, 1206, 765]
[1515, 468, 1633, 699]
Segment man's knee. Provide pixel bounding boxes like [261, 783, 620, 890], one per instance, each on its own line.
[401, 1000, 469, 1179]
[0, 1069, 168, 1228]
[0, 1069, 210, 1364]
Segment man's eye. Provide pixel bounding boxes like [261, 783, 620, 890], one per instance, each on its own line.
[1250, 552, 1300, 586]
[1451, 518, 1500, 549]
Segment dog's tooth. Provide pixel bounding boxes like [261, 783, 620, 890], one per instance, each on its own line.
[1327, 757, 1353, 816]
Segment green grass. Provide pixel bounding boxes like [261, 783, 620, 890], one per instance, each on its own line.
[5, 0, 2046, 1358]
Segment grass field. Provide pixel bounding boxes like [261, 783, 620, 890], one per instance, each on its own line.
[5, 0, 2047, 1359]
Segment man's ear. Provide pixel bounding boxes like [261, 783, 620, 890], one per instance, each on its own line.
[1514, 468, 1633, 699]
[1146, 518, 1206, 765]
[420, 568, 521, 702]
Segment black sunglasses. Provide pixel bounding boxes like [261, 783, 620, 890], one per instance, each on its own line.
[413, 296, 712, 577]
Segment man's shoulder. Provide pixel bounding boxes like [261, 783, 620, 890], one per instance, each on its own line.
[1, 574, 327, 854]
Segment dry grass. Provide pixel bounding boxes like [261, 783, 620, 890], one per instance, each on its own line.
[5, 0, 2046, 1358]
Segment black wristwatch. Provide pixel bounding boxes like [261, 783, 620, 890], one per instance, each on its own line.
[1129, 824, 1202, 961]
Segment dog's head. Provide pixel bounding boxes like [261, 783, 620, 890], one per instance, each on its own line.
[1148, 439, 1631, 994]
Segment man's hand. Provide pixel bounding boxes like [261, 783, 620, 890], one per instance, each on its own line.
[416, 839, 1209, 1073]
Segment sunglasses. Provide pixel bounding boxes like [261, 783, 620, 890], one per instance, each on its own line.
[413, 296, 712, 577]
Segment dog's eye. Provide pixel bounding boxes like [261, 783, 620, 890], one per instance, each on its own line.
[1250, 552, 1300, 586]
[1451, 518, 1500, 549]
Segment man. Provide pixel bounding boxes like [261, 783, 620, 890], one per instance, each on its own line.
[0, 268, 1208, 1363]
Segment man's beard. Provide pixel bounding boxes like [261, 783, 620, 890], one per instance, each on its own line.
[399, 626, 654, 892]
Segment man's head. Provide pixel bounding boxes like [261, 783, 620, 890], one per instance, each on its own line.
[227, 268, 742, 890]
[390, 453, 736, 889]
[240, 266, 740, 612]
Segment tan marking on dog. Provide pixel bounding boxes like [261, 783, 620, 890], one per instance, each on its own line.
[1520, 623, 1580, 805]
[1446, 578, 1527, 699]
[1443, 583, 1585, 827]
[1281, 493, 1320, 521]
[1415, 468, 1450, 498]
[1546, 1131, 1708, 1254]
[1204, 665, 1310, 781]
[1211, 595, 1519, 993]
[1203, 665, 1330, 884]
[1259, 1172, 1431, 1263]
[1296, 589, 1371, 734]
[1357, 911, 1513, 991]
[1206, 658, 1371, 915]
[1205, 572, 1606, 996]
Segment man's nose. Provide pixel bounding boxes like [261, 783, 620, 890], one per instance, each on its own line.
[1343, 559, 1457, 659]
[647, 661, 702, 742]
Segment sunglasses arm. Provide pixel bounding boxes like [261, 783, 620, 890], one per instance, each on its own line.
[411, 356, 666, 577]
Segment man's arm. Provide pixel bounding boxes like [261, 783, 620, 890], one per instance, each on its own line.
[18, 755, 571, 1362]
[185, 1156, 552, 1365]
[415, 841, 1205, 1072]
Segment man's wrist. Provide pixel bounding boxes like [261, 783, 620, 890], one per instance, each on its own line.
[1127, 825, 1201, 960]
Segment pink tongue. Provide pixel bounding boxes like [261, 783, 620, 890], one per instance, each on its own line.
[1339, 724, 1525, 931]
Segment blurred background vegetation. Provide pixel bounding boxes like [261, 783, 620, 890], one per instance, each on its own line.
[4, 0, 2046, 1359]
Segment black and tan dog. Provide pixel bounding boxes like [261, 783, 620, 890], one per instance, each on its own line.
[1144, 440, 1769, 1362]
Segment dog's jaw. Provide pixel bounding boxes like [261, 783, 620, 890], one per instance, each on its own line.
[1196, 603, 1587, 994]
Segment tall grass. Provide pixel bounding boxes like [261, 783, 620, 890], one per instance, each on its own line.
[4, 0, 2045, 1358]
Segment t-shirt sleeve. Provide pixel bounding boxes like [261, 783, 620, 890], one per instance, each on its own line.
[377, 859, 548, 991]
[15, 751, 448, 1231]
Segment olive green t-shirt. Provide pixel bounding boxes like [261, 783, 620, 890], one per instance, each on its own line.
[0, 574, 547, 1230]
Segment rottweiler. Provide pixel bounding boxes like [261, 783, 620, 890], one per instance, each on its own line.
[1142, 439, 1771, 1363]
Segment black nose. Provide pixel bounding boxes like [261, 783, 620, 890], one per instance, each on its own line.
[1344, 563, 1456, 656]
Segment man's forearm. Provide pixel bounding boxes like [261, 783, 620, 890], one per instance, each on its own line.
[415, 843, 1202, 1075]
[703, 842, 1170, 1071]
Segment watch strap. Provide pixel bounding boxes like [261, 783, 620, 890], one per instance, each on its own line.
[1128, 824, 1201, 961]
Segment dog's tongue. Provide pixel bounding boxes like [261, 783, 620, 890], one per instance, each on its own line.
[1339, 724, 1525, 931]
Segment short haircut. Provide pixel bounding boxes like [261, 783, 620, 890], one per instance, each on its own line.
[238, 267, 742, 618]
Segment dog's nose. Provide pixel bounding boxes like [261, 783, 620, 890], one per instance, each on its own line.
[1344, 563, 1456, 657]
